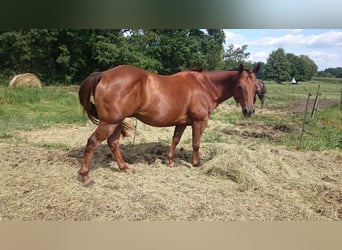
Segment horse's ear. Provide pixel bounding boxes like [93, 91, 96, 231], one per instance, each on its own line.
[253, 63, 261, 74]
[238, 64, 244, 73]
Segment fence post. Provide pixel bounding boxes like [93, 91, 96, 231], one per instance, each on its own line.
[297, 92, 312, 150]
[311, 84, 321, 119]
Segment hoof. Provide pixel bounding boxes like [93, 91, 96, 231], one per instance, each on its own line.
[122, 167, 135, 174]
[83, 179, 95, 187]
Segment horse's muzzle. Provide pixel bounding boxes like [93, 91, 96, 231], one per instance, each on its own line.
[242, 107, 255, 117]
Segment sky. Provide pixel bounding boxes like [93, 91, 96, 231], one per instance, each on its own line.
[223, 29, 342, 71]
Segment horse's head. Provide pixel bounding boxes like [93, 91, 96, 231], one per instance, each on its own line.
[233, 63, 260, 117]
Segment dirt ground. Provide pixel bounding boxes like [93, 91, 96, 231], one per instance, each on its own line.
[291, 99, 338, 113]
[1, 113, 341, 221]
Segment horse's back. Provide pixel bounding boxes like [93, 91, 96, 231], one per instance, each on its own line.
[100, 65, 206, 94]
[101, 65, 149, 85]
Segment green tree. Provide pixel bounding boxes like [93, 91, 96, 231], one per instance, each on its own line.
[130, 29, 224, 74]
[286, 53, 302, 80]
[298, 55, 318, 81]
[318, 67, 342, 78]
[286, 53, 318, 82]
[153, 29, 206, 74]
[91, 30, 122, 69]
[27, 29, 59, 79]
[202, 29, 225, 70]
[264, 48, 291, 83]
[0, 29, 60, 82]
[147, 29, 195, 74]
[56, 44, 71, 83]
[223, 44, 252, 70]
[0, 30, 31, 76]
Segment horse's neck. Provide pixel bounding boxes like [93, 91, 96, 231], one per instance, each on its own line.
[204, 71, 237, 104]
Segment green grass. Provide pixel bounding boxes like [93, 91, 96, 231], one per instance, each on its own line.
[301, 104, 342, 150]
[261, 80, 341, 109]
[263, 80, 341, 150]
[312, 76, 342, 85]
[0, 85, 87, 134]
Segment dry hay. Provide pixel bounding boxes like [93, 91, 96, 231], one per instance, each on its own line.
[0, 122, 341, 221]
[9, 73, 42, 88]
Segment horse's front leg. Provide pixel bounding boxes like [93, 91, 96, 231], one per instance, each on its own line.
[191, 119, 208, 167]
[107, 123, 134, 174]
[79, 123, 116, 186]
[167, 124, 187, 165]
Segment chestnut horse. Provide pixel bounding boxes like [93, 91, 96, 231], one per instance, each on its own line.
[78, 64, 260, 186]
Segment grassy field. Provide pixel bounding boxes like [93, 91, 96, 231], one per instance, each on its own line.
[0, 79, 341, 221]
[0, 84, 87, 150]
[0, 85, 87, 133]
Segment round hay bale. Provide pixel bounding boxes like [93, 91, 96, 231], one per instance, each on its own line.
[9, 73, 42, 88]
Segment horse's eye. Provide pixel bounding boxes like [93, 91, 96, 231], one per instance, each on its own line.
[237, 85, 243, 91]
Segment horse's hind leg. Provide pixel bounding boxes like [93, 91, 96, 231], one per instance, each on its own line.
[107, 123, 134, 173]
[79, 123, 116, 186]
[167, 125, 187, 165]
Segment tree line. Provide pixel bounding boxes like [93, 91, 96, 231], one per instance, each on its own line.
[317, 67, 342, 78]
[263, 48, 318, 83]
[0, 29, 226, 83]
[0, 29, 325, 84]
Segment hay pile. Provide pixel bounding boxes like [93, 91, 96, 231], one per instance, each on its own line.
[9, 73, 42, 88]
[0, 123, 341, 221]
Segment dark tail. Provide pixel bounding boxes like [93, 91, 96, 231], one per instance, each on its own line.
[78, 71, 132, 137]
[79, 72, 103, 125]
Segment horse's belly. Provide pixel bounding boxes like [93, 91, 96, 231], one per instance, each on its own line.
[134, 113, 189, 127]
